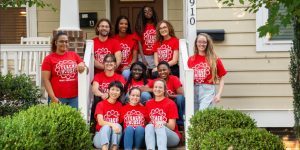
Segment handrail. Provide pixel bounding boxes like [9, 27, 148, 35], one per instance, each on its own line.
[179, 39, 194, 150]
[78, 40, 94, 123]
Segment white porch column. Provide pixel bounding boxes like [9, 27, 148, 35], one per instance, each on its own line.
[58, 0, 80, 30]
[183, 0, 197, 56]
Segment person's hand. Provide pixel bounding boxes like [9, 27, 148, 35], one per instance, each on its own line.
[152, 67, 157, 72]
[112, 123, 121, 134]
[213, 94, 221, 103]
[77, 62, 86, 73]
[100, 93, 108, 100]
[51, 97, 60, 103]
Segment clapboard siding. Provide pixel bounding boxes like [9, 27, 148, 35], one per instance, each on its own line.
[197, 0, 293, 114]
[218, 97, 293, 109]
[225, 71, 290, 84]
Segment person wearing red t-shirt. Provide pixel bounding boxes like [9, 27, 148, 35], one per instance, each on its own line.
[152, 20, 179, 78]
[91, 54, 126, 131]
[120, 87, 147, 149]
[113, 16, 138, 80]
[93, 18, 122, 73]
[188, 33, 227, 111]
[144, 61, 185, 126]
[41, 32, 86, 109]
[145, 79, 181, 150]
[124, 61, 152, 105]
[93, 81, 124, 150]
[135, 6, 159, 76]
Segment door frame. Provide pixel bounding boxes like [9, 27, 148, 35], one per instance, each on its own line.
[105, 0, 168, 20]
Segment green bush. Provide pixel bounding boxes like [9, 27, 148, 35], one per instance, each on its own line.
[188, 108, 257, 149]
[0, 104, 92, 150]
[0, 73, 42, 116]
[201, 128, 285, 150]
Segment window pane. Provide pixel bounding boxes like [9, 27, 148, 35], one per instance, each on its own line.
[0, 7, 27, 44]
[269, 5, 294, 41]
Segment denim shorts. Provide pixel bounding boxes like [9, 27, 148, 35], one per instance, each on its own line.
[194, 84, 216, 111]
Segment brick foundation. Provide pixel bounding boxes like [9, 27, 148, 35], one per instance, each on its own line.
[53, 30, 85, 57]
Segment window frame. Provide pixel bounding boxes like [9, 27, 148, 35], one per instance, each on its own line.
[256, 6, 292, 52]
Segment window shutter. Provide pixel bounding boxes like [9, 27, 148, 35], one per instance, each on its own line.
[269, 5, 294, 41]
[0, 7, 27, 44]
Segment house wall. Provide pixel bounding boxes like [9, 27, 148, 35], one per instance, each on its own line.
[37, 0, 183, 39]
[197, 1, 292, 110]
[37, 0, 106, 39]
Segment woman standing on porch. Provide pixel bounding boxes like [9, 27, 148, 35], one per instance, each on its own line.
[187, 33, 227, 111]
[152, 20, 179, 78]
[113, 15, 138, 80]
[135, 6, 159, 77]
[41, 32, 86, 109]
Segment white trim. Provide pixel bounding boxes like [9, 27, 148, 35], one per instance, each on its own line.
[163, 0, 168, 20]
[26, 5, 37, 37]
[183, 0, 197, 56]
[256, 6, 292, 51]
[106, 0, 111, 19]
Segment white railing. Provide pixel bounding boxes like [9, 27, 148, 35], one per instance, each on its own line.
[78, 40, 94, 123]
[0, 44, 50, 88]
[179, 39, 194, 150]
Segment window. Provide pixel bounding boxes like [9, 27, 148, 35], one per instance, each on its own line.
[256, 5, 293, 51]
[0, 6, 36, 44]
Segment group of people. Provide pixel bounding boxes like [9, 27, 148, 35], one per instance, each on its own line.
[41, 5, 227, 150]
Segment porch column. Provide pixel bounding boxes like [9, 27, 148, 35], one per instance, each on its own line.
[58, 0, 80, 30]
[183, 0, 197, 56]
[54, 0, 85, 56]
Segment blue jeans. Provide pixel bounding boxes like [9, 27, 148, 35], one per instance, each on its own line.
[174, 95, 185, 126]
[194, 84, 216, 111]
[123, 126, 145, 149]
[122, 68, 131, 81]
[145, 124, 180, 150]
[47, 96, 78, 109]
[93, 124, 122, 149]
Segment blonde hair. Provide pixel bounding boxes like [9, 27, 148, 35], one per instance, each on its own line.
[194, 33, 218, 83]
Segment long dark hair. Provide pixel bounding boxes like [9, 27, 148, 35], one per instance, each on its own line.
[108, 81, 124, 101]
[135, 6, 158, 37]
[51, 32, 68, 53]
[115, 15, 132, 34]
[124, 61, 148, 93]
[94, 18, 113, 37]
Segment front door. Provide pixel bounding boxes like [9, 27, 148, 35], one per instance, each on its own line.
[110, 0, 163, 32]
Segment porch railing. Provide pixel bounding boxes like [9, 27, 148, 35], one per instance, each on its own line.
[78, 40, 94, 123]
[179, 39, 194, 149]
[0, 44, 50, 88]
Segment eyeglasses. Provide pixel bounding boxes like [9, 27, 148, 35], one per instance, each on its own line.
[99, 25, 109, 29]
[104, 60, 115, 63]
[159, 26, 168, 30]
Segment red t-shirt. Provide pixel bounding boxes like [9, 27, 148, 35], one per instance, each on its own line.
[127, 79, 152, 92]
[187, 54, 227, 84]
[145, 97, 181, 139]
[93, 72, 126, 93]
[147, 75, 182, 95]
[94, 99, 122, 131]
[120, 104, 147, 129]
[153, 37, 179, 62]
[140, 23, 156, 55]
[93, 37, 121, 73]
[113, 34, 138, 69]
[41, 51, 83, 98]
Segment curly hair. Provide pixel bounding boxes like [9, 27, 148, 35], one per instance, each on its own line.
[156, 20, 176, 44]
[94, 18, 113, 37]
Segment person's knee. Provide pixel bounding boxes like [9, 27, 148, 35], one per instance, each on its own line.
[115, 123, 122, 133]
[145, 124, 154, 131]
[125, 126, 134, 133]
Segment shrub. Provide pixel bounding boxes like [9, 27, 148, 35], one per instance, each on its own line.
[201, 128, 285, 150]
[188, 108, 257, 149]
[0, 104, 92, 150]
[0, 73, 42, 116]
